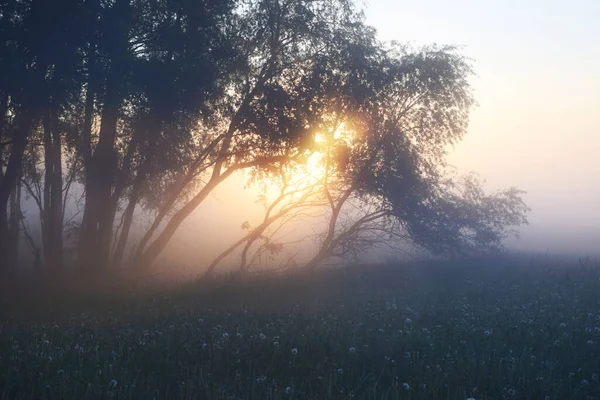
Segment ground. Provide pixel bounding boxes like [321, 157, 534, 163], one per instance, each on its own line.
[1, 255, 600, 399]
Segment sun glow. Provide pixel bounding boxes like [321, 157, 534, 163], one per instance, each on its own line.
[251, 121, 357, 201]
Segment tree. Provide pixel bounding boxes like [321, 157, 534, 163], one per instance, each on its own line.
[0, 0, 84, 272]
[204, 161, 328, 277]
[0, 0, 530, 279]
[133, 0, 380, 267]
[75, 0, 240, 271]
[205, 44, 529, 274]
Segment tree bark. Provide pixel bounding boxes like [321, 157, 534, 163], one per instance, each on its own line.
[79, 0, 131, 272]
[136, 174, 224, 267]
[50, 118, 64, 268]
[137, 153, 288, 268]
[303, 186, 354, 271]
[111, 165, 145, 269]
[7, 173, 21, 272]
[42, 112, 53, 268]
[0, 111, 35, 273]
[41, 107, 64, 271]
[78, 3, 98, 270]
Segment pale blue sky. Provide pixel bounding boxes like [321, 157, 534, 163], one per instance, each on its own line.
[363, 0, 600, 250]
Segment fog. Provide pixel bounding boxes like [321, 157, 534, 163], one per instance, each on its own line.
[136, 0, 599, 269]
[11, 0, 600, 272]
[364, 0, 600, 255]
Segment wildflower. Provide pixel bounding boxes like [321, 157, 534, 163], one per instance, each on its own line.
[404, 318, 412, 324]
[587, 340, 594, 345]
[349, 347, 356, 353]
[337, 368, 343, 375]
[285, 386, 292, 394]
[202, 343, 208, 349]
[560, 323, 567, 328]
[109, 379, 118, 388]
[259, 333, 266, 340]
[484, 330, 492, 336]
[273, 341, 280, 347]
[402, 383, 410, 390]
[581, 379, 589, 385]
[291, 348, 298, 355]
[222, 333, 229, 339]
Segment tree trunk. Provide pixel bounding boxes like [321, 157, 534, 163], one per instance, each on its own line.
[302, 186, 354, 271]
[41, 108, 64, 271]
[42, 113, 53, 268]
[78, 12, 97, 271]
[0, 111, 35, 273]
[78, 0, 130, 273]
[50, 112, 63, 268]
[91, 99, 119, 271]
[111, 167, 144, 269]
[104, 131, 140, 268]
[7, 174, 21, 272]
[131, 171, 189, 264]
[136, 176, 223, 267]
[205, 233, 252, 278]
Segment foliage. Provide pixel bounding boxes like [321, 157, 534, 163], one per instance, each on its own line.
[1, 0, 529, 274]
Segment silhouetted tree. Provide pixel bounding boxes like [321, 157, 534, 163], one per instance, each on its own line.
[0, 0, 530, 280]
[71, 0, 240, 271]
[205, 44, 529, 273]
[133, 0, 379, 266]
[0, 0, 84, 271]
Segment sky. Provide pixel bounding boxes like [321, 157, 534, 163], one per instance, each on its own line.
[359, 0, 600, 253]
[138, 1, 600, 267]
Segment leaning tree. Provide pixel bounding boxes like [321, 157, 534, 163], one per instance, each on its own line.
[203, 43, 529, 274]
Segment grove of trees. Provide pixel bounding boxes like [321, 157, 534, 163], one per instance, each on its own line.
[0, 0, 529, 280]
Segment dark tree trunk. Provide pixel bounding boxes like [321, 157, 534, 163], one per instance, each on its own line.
[302, 186, 354, 271]
[50, 111, 63, 268]
[78, 7, 98, 271]
[111, 167, 144, 269]
[42, 112, 53, 268]
[104, 131, 140, 268]
[136, 175, 224, 267]
[0, 111, 35, 273]
[7, 174, 21, 272]
[84, 97, 118, 271]
[41, 108, 64, 271]
[78, 62, 97, 270]
[78, 0, 130, 273]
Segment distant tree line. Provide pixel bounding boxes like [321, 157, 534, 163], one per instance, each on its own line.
[0, 0, 529, 279]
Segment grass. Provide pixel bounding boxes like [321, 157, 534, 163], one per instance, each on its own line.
[1, 255, 600, 399]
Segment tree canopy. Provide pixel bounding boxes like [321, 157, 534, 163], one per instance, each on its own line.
[0, 0, 529, 278]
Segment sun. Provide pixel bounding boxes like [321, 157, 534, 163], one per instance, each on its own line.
[250, 121, 356, 200]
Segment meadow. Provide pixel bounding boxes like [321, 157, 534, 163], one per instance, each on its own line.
[1, 255, 600, 400]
